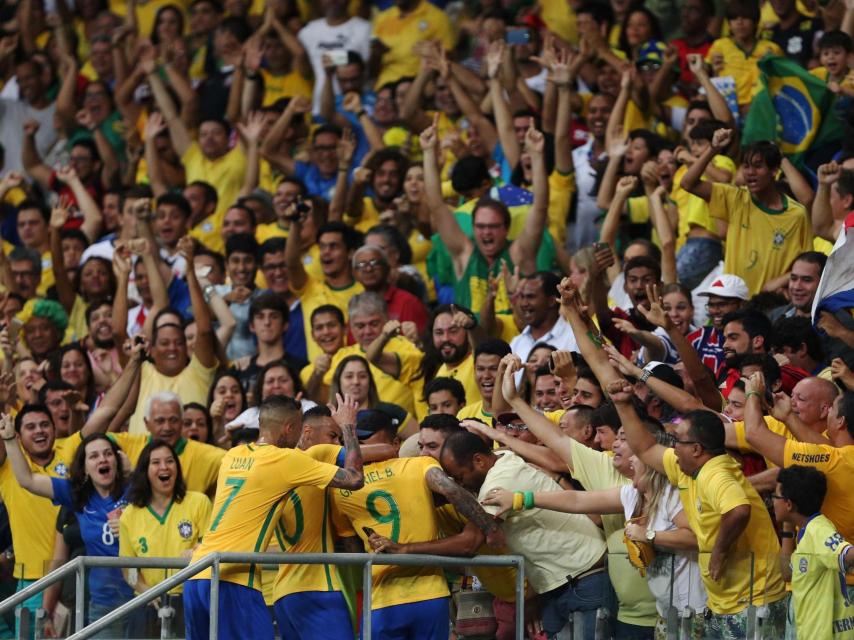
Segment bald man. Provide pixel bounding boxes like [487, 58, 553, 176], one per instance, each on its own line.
[790, 377, 840, 435]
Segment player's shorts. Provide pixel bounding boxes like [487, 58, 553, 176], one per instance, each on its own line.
[274, 591, 354, 639]
[369, 596, 450, 640]
[183, 579, 274, 640]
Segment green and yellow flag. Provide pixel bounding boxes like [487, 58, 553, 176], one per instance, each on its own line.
[742, 55, 843, 157]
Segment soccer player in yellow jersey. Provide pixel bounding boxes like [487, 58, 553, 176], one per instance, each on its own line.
[331, 409, 503, 639]
[610, 378, 788, 636]
[682, 128, 813, 296]
[773, 466, 854, 640]
[271, 406, 357, 639]
[183, 394, 365, 640]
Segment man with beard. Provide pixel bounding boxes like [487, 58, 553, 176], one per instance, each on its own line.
[84, 299, 122, 389]
[686, 274, 749, 377]
[343, 149, 407, 233]
[510, 272, 578, 361]
[351, 244, 427, 332]
[419, 305, 481, 417]
[456, 340, 512, 425]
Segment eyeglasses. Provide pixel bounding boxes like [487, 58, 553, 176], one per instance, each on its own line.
[500, 423, 528, 432]
[313, 144, 337, 153]
[355, 259, 382, 271]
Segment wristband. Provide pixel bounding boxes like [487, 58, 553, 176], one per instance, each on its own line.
[744, 391, 760, 400]
[639, 369, 652, 383]
[523, 491, 535, 510]
[780, 531, 794, 539]
[245, 70, 260, 81]
[512, 492, 524, 512]
[356, 110, 366, 118]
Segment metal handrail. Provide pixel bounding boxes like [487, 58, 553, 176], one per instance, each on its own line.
[3, 552, 525, 640]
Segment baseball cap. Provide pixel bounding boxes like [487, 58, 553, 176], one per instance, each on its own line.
[697, 275, 749, 301]
[355, 402, 406, 439]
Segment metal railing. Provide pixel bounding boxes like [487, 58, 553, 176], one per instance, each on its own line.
[0, 552, 526, 640]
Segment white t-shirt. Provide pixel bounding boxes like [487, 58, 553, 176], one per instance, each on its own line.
[298, 17, 372, 114]
[619, 484, 706, 616]
[0, 99, 57, 173]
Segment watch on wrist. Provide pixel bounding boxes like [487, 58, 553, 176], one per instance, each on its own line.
[639, 368, 652, 383]
[645, 529, 656, 542]
[203, 284, 216, 302]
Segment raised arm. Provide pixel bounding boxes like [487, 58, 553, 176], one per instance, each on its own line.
[57, 164, 104, 243]
[364, 321, 404, 378]
[595, 136, 629, 212]
[607, 378, 668, 474]
[328, 130, 356, 221]
[0, 414, 55, 499]
[145, 55, 191, 157]
[780, 158, 814, 210]
[682, 128, 732, 202]
[743, 377, 786, 467]
[813, 162, 844, 242]
[599, 173, 636, 250]
[480, 484, 623, 519]
[687, 55, 734, 127]
[81, 346, 143, 436]
[177, 236, 216, 368]
[261, 97, 309, 175]
[143, 113, 169, 198]
[326, 394, 365, 490]
[48, 196, 77, 314]
[284, 208, 309, 292]
[237, 111, 264, 198]
[21, 121, 53, 188]
[648, 186, 677, 284]
[421, 116, 471, 262]
[486, 41, 521, 169]
[509, 125, 548, 274]
[551, 50, 574, 176]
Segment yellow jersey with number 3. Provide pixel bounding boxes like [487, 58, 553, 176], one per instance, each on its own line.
[272, 444, 345, 600]
[331, 456, 449, 609]
[190, 443, 339, 589]
[119, 491, 212, 593]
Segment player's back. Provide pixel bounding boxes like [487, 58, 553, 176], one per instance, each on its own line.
[191, 443, 338, 589]
[331, 456, 450, 609]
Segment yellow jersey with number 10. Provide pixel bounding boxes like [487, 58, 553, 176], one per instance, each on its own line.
[190, 443, 339, 590]
[331, 456, 449, 609]
[272, 444, 345, 601]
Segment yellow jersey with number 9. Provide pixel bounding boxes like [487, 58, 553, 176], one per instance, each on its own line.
[272, 444, 345, 601]
[331, 456, 449, 609]
[190, 443, 339, 590]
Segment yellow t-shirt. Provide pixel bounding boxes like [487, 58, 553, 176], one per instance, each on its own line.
[784, 441, 854, 549]
[709, 182, 813, 296]
[322, 338, 422, 415]
[119, 491, 212, 593]
[127, 356, 218, 435]
[672, 155, 736, 247]
[662, 449, 786, 613]
[294, 276, 364, 363]
[732, 415, 793, 467]
[190, 443, 339, 589]
[109, 0, 189, 39]
[456, 401, 492, 425]
[181, 143, 247, 219]
[790, 514, 854, 640]
[189, 211, 225, 255]
[437, 355, 480, 414]
[110, 434, 225, 496]
[568, 439, 657, 626]
[260, 69, 313, 107]
[0, 433, 81, 579]
[330, 456, 450, 608]
[371, 1, 455, 88]
[705, 37, 783, 106]
[537, 0, 578, 44]
[273, 444, 344, 599]
[255, 221, 288, 245]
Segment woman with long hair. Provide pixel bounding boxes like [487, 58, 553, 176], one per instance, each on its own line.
[482, 428, 706, 638]
[119, 439, 211, 637]
[206, 370, 247, 446]
[0, 420, 135, 636]
[52, 343, 100, 410]
[329, 355, 380, 410]
[182, 402, 215, 445]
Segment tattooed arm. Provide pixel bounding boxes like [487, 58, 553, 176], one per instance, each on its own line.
[425, 467, 505, 547]
[326, 394, 365, 490]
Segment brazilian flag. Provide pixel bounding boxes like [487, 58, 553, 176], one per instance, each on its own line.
[742, 55, 843, 158]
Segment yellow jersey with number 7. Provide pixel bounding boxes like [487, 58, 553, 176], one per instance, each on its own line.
[190, 443, 339, 590]
[331, 456, 450, 609]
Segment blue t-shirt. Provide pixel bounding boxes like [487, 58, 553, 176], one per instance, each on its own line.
[51, 478, 133, 606]
[294, 161, 345, 202]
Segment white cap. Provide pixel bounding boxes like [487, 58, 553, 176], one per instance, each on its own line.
[697, 274, 749, 300]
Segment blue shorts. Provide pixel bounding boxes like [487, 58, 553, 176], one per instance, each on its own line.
[369, 597, 449, 640]
[183, 579, 273, 640]
[274, 591, 354, 639]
